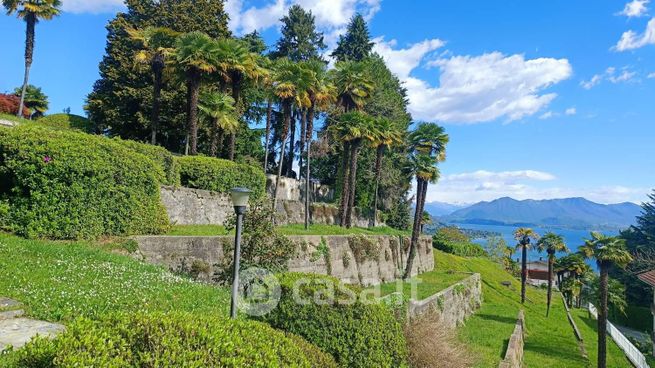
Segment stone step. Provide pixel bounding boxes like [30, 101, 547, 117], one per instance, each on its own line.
[0, 318, 65, 351]
[0, 297, 23, 311]
[0, 309, 25, 320]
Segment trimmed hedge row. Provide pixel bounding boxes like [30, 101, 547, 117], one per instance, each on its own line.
[0, 126, 169, 239]
[118, 139, 180, 186]
[257, 273, 409, 368]
[11, 312, 337, 367]
[177, 155, 266, 198]
[37, 113, 93, 133]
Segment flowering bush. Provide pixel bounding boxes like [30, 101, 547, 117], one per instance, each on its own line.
[0, 94, 30, 118]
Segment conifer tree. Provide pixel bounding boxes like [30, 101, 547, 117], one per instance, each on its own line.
[331, 14, 374, 62]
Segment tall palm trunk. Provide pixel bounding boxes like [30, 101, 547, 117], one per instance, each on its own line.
[209, 123, 224, 157]
[338, 141, 352, 227]
[598, 262, 609, 368]
[547, 252, 554, 317]
[272, 101, 292, 221]
[150, 54, 164, 145]
[404, 178, 426, 279]
[263, 99, 273, 172]
[372, 144, 385, 227]
[521, 243, 528, 304]
[186, 69, 201, 155]
[230, 77, 242, 161]
[228, 134, 236, 161]
[345, 139, 362, 228]
[287, 113, 296, 177]
[18, 13, 36, 118]
[304, 106, 315, 230]
[299, 110, 306, 179]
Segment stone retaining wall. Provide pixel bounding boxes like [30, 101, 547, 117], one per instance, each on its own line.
[408, 273, 482, 329]
[132, 234, 433, 286]
[160, 186, 380, 227]
[498, 310, 525, 368]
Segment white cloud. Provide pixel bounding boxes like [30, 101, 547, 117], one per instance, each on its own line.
[614, 18, 655, 51]
[372, 37, 445, 78]
[62, 0, 125, 13]
[418, 169, 648, 204]
[617, 0, 650, 17]
[648, 72, 655, 78]
[565, 107, 577, 115]
[581, 66, 637, 88]
[539, 111, 555, 120]
[384, 51, 571, 123]
[226, 0, 381, 39]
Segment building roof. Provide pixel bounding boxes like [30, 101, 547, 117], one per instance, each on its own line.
[637, 269, 655, 287]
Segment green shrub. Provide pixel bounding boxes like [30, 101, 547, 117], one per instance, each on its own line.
[0, 126, 169, 239]
[37, 113, 92, 132]
[10, 312, 332, 367]
[432, 227, 487, 257]
[177, 155, 266, 197]
[257, 273, 408, 368]
[286, 333, 339, 368]
[117, 139, 180, 186]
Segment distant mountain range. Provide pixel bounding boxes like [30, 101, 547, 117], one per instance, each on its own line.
[430, 197, 641, 230]
[423, 201, 469, 216]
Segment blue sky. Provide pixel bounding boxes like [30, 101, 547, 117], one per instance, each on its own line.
[1, 0, 654, 205]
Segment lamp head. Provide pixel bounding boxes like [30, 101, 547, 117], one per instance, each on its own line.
[230, 187, 252, 209]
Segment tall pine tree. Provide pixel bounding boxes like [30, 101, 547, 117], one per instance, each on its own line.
[273, 5, 326, 61]
[331, 14, 374, 62]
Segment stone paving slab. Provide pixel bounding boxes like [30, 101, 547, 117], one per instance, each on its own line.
[0, 298, 22, 311]
[0, 318, 65, 351]
[0, 310, 25, 321]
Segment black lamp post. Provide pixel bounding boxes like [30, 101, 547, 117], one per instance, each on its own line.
[230, 187, 251, 319]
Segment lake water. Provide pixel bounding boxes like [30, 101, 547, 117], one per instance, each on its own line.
[450, 223, 620, 271]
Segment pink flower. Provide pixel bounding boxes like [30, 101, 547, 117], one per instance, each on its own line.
[43, 156, 52, 163]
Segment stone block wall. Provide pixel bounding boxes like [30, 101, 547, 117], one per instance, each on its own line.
[160, 186, 382, 227]
[408, 273, 482, 329]
[132, 234, 434, 286]
[498, 310, 525, 368]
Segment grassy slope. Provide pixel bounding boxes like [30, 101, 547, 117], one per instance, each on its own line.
[374, 271, 468, 300]
[167, 224, 410, 236]
[431, 250, 631, 368]
[0, 233, 229, 322]
[571, 308, 640, 368]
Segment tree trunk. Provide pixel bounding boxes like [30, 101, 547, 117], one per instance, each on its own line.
[345, 139, 361, 228]
[299, 110, 306, 179]
[272, 101, 291, 221]
[263, 99, 273, 172]
[404, 178, 426, 279]
[304, 107, 315, 230]
[598, 262, 609, 368]
[521, 242, 528, 304]
[186, 69, 201, 156]
[228, 133, 236, 161]
[338, 142, 351, 227]
[18, 14, 36, 118]
[150, 55, 164, 145]
[287, 112, 296, 177]
[209, 123, 224, 158]
[372, 144, 385, 227]
[547, 253, 554, 317]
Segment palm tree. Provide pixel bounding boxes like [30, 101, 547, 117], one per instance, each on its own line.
[198, 91, 238, 157]
[404, 123, 449, 279]
[175, 32, 219, 156]
[128, 26, 178, 144]
[270, 59, 313, 217]
[13, 84, 47, 119]
[303, 59, 335, 229]
[3, 0, 61, 118]
[370, 117, 402, 227]
[330, 61, 374, 112]
[536, 232, 569, 316]
[420, 211, 432, 233]
[579, 232, 633, 368]
[330, 111, 377, 228]
[214, 38, 268, 160]
[514, 228, 540, 304]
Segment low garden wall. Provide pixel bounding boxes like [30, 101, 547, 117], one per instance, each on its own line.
[498, 310, 525, 368]
[408, 273, 482, 328]
[132, 234, 434, 286]
[161, 186, 382, 227]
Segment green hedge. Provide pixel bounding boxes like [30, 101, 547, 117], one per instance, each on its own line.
[10, 312, 336, 367]
[257, 273, 408, 368]
[117, 139, 180, 186]
[0, 126, 169, 239]
[177, 156, 266, 197]
[37, 113, 93, 132]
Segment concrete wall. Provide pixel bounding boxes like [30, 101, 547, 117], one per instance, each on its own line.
[132, 234, 433, 286]
[498, 310, 525, 368]
[160, 186, 381, 227]
[408, 273, 482, 329]
[266, 175, 334, 202]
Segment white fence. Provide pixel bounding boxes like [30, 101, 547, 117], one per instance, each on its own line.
[588, 303, 650, 368]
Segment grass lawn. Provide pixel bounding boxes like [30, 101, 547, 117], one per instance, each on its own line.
[373, 270, 468, 301]
[0, 233, 230, 322]
[429, 250, 631, 368]
[0, 113, 24, 124]
[167, 224, 410, 237]
[571, 308, 636, 368]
